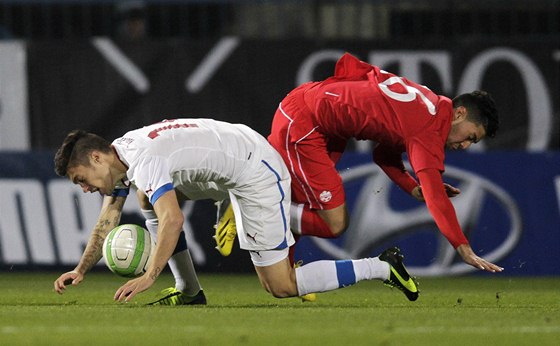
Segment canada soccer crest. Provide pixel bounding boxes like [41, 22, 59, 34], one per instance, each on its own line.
[319, 190, 332, 203]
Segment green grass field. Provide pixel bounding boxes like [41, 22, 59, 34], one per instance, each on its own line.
[0, 272, 558, 345]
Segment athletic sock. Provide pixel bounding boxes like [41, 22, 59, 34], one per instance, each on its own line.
[167, 249, 201, 296]
[141, 209, 159, 238]
[290, 203, 337, 238]
[140, 209, 202, 295]
[294, 257, 389, 296]
[289, 203, 304, 235]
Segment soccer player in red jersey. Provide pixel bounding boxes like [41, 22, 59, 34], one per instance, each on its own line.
[268, 52, 503, 273]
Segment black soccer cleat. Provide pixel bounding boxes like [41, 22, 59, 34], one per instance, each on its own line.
[379, 247, 419, 301]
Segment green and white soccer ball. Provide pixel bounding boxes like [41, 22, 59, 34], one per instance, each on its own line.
[102, 224, 155, 278]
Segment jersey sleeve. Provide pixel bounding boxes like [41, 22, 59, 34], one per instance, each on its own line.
[406, 133, 446, 173]
[111, 187, 130, 197]
[373, 144, 418, 194]
[416, 169, 469, 248]
[134, 156, 174, 206]
[110, 179, 130, 197]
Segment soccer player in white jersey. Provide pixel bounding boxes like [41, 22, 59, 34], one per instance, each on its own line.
[53, 118, 419, 303]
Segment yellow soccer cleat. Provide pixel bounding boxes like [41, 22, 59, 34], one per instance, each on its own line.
[294, 260, 317, 302]
[300, 292, 317, 302]
[147, 287, 207, 306]
[213, 200, 237, 256]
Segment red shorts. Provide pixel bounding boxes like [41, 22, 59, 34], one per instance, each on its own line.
[268, 89, 346, 210]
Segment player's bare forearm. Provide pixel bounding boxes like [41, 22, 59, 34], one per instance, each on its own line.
[75, 196, 126, 274]
[74, 228, 108, 274]
[145, 192, 183, 281]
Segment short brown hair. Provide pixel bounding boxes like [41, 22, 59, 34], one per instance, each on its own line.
[54, 130, 111, 177]
[452, 90, 499, 138]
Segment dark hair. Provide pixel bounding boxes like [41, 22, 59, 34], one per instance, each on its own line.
[54, 130, 112, 177]
[452, 91, 499, 138]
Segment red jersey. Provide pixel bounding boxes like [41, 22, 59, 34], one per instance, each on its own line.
[270, 53, 468, 248]
[301, 53, 453, 174]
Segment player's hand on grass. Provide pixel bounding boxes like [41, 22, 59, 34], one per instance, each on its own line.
[114, 274, 155, 303]
[412, 183, 461, 202]
[54, 270, 84, 294]
[457, 244, 504, 273]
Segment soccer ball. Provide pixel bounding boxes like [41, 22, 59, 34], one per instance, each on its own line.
[102, 224, 155, 278]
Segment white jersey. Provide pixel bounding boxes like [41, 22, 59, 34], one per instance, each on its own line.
[112, 118, 266, 204]
[111, 118, 295, 252]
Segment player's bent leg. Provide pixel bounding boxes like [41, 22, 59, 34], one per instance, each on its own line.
[293, 250, 419, 302]
[252, 250, 299, 298]
[251, 246, 419, 302]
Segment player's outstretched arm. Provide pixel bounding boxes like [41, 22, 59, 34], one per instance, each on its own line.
[53, 195, 126, 294]
[456, 244, 504, 273]
[416, 169, 503, 273]
[373, 145, 419, 195]
[114, 190, 183, 302]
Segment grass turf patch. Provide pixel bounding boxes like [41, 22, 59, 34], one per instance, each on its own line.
[0, 272, 559, 345]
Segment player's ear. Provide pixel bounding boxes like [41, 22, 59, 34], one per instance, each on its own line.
[90, 151, 102, 165]
[452, 106, 468, 123]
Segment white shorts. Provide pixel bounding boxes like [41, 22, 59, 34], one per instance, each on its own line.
[229, 149, 295, 256]
[250, 247, 290, 267]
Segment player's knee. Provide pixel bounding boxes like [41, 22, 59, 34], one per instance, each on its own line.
[260, 279, 298, 298]
[329, 218, 349, 236]
[266, 284, 297, 298]
[319, 204, 350, 237]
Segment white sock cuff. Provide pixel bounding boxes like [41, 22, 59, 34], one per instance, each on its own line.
[140, 209, 158, 240]
[140, 209, 157, 220]
[353, 257, 390, 281]
[290, 203, 304, 235]
[294, 266, 306, 296]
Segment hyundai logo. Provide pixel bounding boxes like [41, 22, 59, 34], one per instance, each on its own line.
[311, 163, 522, 276]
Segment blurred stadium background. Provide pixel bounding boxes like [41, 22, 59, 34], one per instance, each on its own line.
[0, 0, 558, 277]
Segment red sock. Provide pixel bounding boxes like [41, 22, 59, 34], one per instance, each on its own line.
[300, 207, 337, 238]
